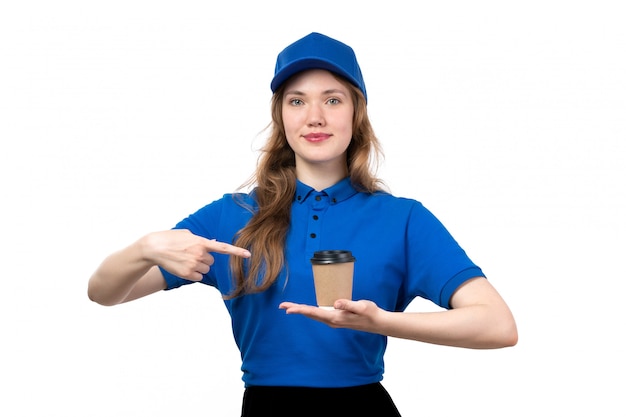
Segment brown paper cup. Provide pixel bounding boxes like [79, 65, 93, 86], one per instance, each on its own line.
[310, 250, 356, 308]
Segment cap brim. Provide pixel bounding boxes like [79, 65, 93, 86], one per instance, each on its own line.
[270, 57, 360, 94]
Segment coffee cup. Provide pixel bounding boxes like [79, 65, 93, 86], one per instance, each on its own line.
[310, 250, 356, 309]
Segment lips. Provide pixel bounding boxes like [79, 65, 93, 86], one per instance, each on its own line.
[303, 133, 331, 142]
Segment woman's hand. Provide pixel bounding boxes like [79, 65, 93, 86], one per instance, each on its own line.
[279, 299, 384, 334]
[88, 229, 251, 306]
[142, 229, 251, 282]
[280, 278, 518, 349]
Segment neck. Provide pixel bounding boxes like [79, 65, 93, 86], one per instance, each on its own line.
[295, 162, 348, 191]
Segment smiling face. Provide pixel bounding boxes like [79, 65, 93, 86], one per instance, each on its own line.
[281, 69, 355, 185]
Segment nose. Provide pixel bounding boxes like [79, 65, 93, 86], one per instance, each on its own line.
[306, 103, 325, 127]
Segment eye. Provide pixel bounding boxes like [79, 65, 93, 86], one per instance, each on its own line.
[288, 98, 304, 106]
[327, 97, 341, 105]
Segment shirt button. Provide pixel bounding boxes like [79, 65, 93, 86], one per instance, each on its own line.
[310, 233, 317, 238]
[297, 195, 302, 201]
[332, 198, 337, 203]
[312, 215, 319, 220]
[315, 196, 321, 201]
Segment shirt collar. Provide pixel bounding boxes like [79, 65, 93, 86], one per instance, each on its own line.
[294, 177, 358, 204]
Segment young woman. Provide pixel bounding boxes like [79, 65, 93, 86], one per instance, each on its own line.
[88, 32, 517, 416]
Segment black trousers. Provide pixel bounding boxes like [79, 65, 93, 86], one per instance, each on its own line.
[241, 382, 402, 416]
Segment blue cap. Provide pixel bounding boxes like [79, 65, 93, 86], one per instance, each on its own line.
[271, 32, 367, 102]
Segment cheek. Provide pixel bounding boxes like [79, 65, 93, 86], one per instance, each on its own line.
[337, 117, 353, 139]
[282, 111, 300, 136]
[336, 109, 354, 135]
[283, 123, 298, 144]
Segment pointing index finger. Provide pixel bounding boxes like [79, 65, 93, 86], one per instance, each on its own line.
[205, 238, 251, 258]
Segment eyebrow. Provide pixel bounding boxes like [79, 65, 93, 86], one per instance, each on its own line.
[284, 88, 348, 97]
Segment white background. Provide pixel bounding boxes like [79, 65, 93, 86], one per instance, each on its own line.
[1, 1, 624, 415]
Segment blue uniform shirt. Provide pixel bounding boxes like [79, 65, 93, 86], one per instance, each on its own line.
[160, 177, 484, 387]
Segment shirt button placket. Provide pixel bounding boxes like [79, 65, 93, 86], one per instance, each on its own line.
[306, 192, 327, 253]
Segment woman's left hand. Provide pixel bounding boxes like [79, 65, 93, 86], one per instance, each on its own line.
[281, 278, 518, 349]
[279, 299, 383, 333]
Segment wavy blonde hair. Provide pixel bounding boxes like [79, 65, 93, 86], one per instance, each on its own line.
[227, 74, 385, 299]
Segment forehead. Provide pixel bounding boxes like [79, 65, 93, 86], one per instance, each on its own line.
[283, 69, 350, 92]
